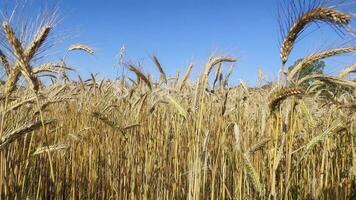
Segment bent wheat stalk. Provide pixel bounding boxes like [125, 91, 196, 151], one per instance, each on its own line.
[193, 56, 236, 110]
[339, 63, 356, 79]
[0, 119, 55, 150]
[151, 55, 167, 84]
[298, 74, 356, 88]
[128, 64, 152, 90]
[269, 86, 305, 111]
[287, 46, 356, 81]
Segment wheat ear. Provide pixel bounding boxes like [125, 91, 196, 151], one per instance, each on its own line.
[280, 7, 351, 64]
[25, 24, 52, 60]
[0, 50, 10, 75]
[33, 144, 69, 155]
[32, 63, 73, 75]
[298, 74, 356, 88]
[177, 63, 193, 91]
[3, 21, 40, 93]
[288, 46, 356, 81]
[68, 44, 94, 55]
[339, 63, 356, 79]
[242, 152, 262, 194]
[0, 120, 55, 150]
[128, 64, 152, 90]
[151, 55, 167, 84]
[2, 21, 25, 60]
[269, 86, 305, 111]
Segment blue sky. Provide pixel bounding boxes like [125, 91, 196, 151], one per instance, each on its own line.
[3, 0, 356, 85]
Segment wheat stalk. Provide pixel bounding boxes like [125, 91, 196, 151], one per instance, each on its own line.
[288, 46, 356, 81]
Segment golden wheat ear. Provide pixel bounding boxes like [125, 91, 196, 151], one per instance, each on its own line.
[287, 46, 356, 81]
[128, 64, 152, 90]
[68, 44, 94, 55]
[0, 119, 55, 150]
[339, 63, 356, 79]
[151, 55, 167, 84]
[25, 24, 52, 60]
[279, 1, 351, 65]
[268, 86, 305, 111]
[0, 50, 10, 76]
[2, 21, 25, 60]
[177, 63, 193, 91]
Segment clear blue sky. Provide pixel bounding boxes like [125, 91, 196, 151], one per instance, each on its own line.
[3, 0, 356, 84]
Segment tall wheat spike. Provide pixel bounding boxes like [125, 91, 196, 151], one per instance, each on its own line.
[25, 24, 52, 60]
[3, 22, 37, 91]
[151, 55, 167, 84]
[2, 21, 25, 61]
[280, 2, 351, 64]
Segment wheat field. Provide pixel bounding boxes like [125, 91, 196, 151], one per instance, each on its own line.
[0, 1, 355, 199]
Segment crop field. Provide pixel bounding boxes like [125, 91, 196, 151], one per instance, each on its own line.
[0, 0, 355, 199]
